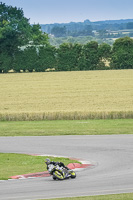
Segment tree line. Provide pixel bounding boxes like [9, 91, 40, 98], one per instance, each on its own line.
[0, 3, 133, 73]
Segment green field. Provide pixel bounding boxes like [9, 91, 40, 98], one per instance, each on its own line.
[0, 153, 79, 180]
[0, 70, 133, 120]
[41, 193, 133, 200]
[0, 119, 133, 136]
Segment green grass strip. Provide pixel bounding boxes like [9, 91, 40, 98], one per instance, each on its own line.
[0, 119, 133, 136]
[0, 153, 79, 180]
[40, 193, 133, 200]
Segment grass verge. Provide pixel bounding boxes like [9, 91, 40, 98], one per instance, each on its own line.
[0, 119, 133, 136]
[0, 153, 79, 180]
[40, 193, 133, 200]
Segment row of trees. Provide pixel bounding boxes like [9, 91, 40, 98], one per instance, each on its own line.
[0, 3, 133, 73]
[1, 36, 133, 73]
[12, 42, 110, 73]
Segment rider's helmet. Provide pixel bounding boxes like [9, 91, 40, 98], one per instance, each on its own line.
[45, 158, 51, 165]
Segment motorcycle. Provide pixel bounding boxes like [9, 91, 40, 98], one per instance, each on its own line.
[48, 164, 76, 180]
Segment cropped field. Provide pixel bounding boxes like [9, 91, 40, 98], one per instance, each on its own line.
[0, 70, 133, 120]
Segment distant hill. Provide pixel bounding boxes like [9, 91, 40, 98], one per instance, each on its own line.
[93, 19, 133, 24]
[40, 19, 133, 37]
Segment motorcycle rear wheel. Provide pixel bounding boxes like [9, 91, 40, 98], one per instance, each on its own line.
[70, 171, 76, 178]
[53, 176, 56, 180]
[53, 171, 64, 180]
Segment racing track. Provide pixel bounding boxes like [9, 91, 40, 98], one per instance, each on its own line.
[0, 135, 133, 200]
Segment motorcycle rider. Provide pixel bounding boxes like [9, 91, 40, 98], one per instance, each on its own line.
[45, 158, 70, 174]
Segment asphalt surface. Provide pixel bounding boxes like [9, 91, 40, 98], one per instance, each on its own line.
[0, 135, 133, 200]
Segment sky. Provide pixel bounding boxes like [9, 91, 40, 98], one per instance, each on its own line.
[1, 0, 133, 24]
